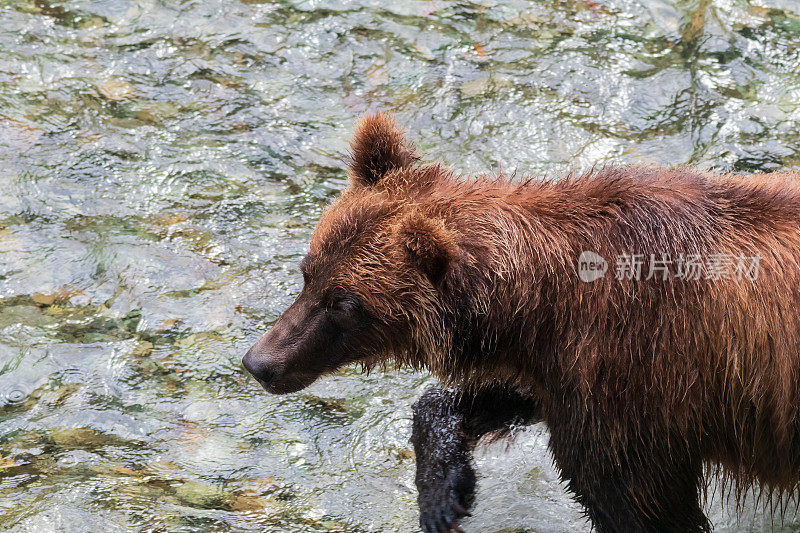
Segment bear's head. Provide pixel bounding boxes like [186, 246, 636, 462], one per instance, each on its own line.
[243, 113, 462, 393]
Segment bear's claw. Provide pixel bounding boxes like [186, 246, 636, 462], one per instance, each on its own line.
[419, 479, 473, 533]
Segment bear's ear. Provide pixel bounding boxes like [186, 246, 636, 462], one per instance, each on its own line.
[395, 211, 459, 286]
[348, 112, 419, 187]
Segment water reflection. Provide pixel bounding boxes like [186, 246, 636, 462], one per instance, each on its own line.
[1, 0, 800, 531]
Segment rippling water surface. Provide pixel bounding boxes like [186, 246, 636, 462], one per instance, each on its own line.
[2, 0, 800, 531]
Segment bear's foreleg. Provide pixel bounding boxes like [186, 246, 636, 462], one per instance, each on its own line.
[411, 384, 541, 533]
[548, 414, 710, 533]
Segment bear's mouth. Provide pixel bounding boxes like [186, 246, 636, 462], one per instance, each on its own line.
[253, 372, 318, 395]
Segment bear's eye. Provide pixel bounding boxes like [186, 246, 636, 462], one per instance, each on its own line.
[326, 290, 361, 328]
[331, 296, 356, 314]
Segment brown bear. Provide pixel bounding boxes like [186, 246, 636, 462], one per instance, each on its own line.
[243, 112, 800, 532]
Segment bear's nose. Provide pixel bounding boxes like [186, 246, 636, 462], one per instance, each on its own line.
[242, 348, 276, 387]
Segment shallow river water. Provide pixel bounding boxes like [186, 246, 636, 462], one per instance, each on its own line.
[2, 0, 800, 531]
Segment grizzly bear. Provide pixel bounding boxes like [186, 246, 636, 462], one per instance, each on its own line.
[243, 112, 800, 532]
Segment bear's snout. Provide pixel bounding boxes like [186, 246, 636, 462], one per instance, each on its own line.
[242, 347, 277, 389]
[242, 292, 339, 394]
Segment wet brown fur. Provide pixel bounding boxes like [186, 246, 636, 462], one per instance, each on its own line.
[308, 112, 800, 524]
